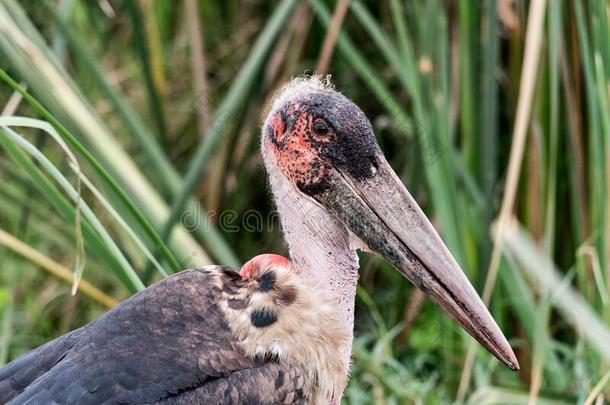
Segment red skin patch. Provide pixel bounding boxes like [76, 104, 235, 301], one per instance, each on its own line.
[267, 104, 331, 190]
[240, 254, 291, 279]
[269, 113, 286, 143]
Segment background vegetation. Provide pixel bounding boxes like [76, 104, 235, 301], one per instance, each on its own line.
[0, 0, 609, 403]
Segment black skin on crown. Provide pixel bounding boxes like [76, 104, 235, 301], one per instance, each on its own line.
[267, 91, 381, 196]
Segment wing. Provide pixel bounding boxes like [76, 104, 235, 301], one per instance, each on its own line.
[157, 363, 312, 405]
[0, 327, 84, 403]
[1, 266, 306, 404]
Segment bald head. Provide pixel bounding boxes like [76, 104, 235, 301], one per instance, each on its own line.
[262, 77, 380, 197]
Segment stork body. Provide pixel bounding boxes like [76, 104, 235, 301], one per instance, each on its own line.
[0, 77, 517, 404]
[1, 258, 347, 404]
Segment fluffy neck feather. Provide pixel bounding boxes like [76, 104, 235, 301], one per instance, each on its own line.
[264, 152, 359, 375]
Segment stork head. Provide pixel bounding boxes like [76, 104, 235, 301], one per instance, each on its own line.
[261, 77, 519, 371]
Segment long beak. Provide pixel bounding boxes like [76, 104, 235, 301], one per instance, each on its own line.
[312, 157, 519, 370]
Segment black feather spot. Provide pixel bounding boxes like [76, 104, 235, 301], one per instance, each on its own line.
[258, 271, 276, 292]
[251, 308, 277, 328]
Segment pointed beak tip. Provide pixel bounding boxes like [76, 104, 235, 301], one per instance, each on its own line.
[493, 342, 519, 371]
[505, 351, 520, 371]
[484, 321, 520, 371]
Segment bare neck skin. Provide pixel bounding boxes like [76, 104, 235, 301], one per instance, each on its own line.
[265, 153, 359, 374]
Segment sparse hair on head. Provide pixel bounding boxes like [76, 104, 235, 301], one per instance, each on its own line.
[263, 75, 336, 125]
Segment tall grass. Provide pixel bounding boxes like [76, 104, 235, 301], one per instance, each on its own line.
[0, 0, 609, 403]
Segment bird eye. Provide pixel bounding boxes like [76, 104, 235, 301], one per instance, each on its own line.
[313, 119, 331, 138]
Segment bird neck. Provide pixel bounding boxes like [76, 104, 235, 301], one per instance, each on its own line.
[266, 165, 359, 374]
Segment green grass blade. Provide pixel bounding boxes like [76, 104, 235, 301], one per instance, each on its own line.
[76, 172, 168, 278]
[0, 116, 86, 292]
[0, 127, 144, 292]
[0, 116, 169, 279]
[124, 0, 168, 143]
[457, 0, 479, 175]
[503, 222, 610, 361]
[0, 69, 182, 274]
[479, 0, 499, 268]
[544, 0, 561, 253]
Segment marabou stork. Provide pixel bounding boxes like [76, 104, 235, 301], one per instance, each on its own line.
[0, 77, 518, 404]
